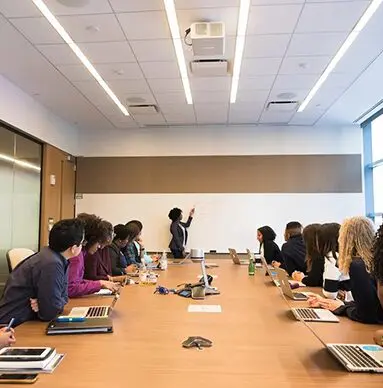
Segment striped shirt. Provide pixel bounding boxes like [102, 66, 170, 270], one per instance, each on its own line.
[323, 251, 353, 301]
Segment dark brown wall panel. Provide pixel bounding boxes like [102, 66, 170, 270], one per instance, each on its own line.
[76, 155, 362, 194]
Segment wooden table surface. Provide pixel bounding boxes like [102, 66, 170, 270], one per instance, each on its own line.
[14, 257, 383, 387]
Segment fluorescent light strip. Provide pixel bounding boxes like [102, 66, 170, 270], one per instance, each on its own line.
[32, 0, 129, 116]
[0, 154, 41, 172]
[164, 0, 192, 104]
[230, 0, 251, 104]
[298, 0, 383, 112]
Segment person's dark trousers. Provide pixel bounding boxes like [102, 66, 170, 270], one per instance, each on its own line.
[171, 249, 184, 259]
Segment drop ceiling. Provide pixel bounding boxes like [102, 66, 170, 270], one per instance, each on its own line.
[0, 0, 382, 131]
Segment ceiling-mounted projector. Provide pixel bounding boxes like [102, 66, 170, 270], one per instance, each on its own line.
[190, 22, 225, 57]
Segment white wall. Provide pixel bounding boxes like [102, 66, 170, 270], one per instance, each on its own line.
[0, 75, 79, 155]
[78, 124, 362, 157]
[76, 124, 364, 252]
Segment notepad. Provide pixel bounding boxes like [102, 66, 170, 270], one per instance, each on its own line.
[188, 305, 222, 313]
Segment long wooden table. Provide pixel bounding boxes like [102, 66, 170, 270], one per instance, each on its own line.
[15, 257, 382, 387]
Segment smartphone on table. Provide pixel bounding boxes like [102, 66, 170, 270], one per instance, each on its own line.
[0, 374, 38, 384]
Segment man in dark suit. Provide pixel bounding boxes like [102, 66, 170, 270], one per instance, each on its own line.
[0, 219, 84, 327]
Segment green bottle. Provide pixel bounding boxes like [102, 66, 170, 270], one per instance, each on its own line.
[248, 257, 255, 276]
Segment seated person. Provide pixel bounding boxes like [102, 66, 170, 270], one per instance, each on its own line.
[272, 221, 306, 275]
[318, 223, 353, 301]
[373, 222, 383, 344]
[123, 221, 145, 266]
[311, 217, 383, 324]
[126, 220, 159, 265]
[257, 226, 283, 265]
[292, 223, 324, 286]
[0, 219, 84, 326]
[108, 224, 138, 275]
[68, 214, 119, 298]
[0, 327, 15, 348]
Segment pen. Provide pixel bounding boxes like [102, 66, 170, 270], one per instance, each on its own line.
[5, 318, 15, 332]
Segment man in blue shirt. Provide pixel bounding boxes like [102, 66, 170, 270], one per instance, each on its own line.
[0, 219, 84, 327]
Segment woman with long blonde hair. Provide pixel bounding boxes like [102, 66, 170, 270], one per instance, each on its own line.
[315, 216, 383, 324]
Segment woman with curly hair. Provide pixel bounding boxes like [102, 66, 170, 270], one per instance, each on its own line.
[372, 223, 383, 345]
[313, 216, 383, 324]
[68, 213, 119, 298]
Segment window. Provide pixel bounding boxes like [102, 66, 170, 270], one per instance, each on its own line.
[364, 109, 383, 223]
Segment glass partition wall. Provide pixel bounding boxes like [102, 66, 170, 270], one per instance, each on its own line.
[0, 124, 42, 284]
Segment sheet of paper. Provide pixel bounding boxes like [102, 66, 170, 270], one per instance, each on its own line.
[93, 289, 113, 295]
[188, 305, 222, 313]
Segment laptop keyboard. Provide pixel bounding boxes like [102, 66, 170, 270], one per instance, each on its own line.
[295, 308, 320, 320]
[333, 345, 382, 369]
[87, 306, 109, 318]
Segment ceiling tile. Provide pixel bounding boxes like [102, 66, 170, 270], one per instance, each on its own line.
[244, 34, 291, 58]
[185, 36, 235, 62]
[252, 0, 304, 4]
[177, 7, 239, 37]
[286, 32, 348, 57]
[247, 4, 303, 35]
[57, 14, 126, 43]
[155, 91, 188, 104]
[241, 58, 282, 76]
[295, 1, 370, 33]
[279, 56, 331, 75]
[105, 114, 138, 129]
[109, 0, 164, 12]
[0, 0, 40, 17]
[238, 75, 276, 90]
[124, 92, 157, 105]
[176, 0, 240, 9]
[147, 78, 184, 92]
[130, 39, 176, 62]
[273, 74, 319, 90]
[193, 91, 230, 103]
[164, 111, 196, 124]
[259, 110, 295, 124]
[46, 0, 113, 15]
[289, 107, 326, 126]
[190, 76, 232, 91]
[140, 61, 180, 79]
[159, 104, 195, 115]
[107, 79, 151, 95]
[134, 114, 167, 125]
[58, 62, 144, 81]
[195, 103, 228, 124]
[229, 103, 263, 123]
[268, 89, 309, 101]
[37, 44, 78, 65]
[79, 41, 136, 63]
[117, 11, 170, 40]
[236, 90, 269, 103]
[9, 17, 64, 44]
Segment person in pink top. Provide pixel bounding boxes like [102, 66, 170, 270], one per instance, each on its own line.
[68, 214, 119, 298]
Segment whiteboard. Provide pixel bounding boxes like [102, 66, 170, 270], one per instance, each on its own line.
[76, 193, 364, 253]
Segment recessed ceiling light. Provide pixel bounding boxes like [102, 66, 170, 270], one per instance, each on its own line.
[298, 0, 383, 112]
[230, 0, 251, 104]
[164, 0, 193, 104]
[32, 0, 129, 116]
[85, 25, 100, 33]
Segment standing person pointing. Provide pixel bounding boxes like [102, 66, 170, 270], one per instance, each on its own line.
[168, 207, 195, 259]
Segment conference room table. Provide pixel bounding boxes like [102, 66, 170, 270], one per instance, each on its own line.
[15, 256, 382, 387]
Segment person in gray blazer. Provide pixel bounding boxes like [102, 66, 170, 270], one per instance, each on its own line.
[168, 207, 195, 259]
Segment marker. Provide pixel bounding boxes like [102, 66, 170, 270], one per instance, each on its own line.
[5, 318, 15, 332]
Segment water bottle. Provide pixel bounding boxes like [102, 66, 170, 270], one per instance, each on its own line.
[248, 257, 255, 276]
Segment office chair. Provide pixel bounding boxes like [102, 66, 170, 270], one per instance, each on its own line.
[6, 248, 35, 272]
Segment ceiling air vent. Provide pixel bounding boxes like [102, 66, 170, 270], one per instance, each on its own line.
[128, 104, 159, 116]
[190, 59, 228, 76]
[267, 101, 299, 112]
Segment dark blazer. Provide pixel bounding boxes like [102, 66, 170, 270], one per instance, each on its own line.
[302, 253, 325, 287]
[84, 247, 111, 281]
[333, 257, 383, 324]
[0, 247, 69, 327]
[107, 243, 127, 276]
[169, 217, 193, 251]
[281, 235, 307, 275]
[262, 240, 283, 265]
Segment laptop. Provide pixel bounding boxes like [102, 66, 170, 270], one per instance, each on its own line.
[294, 308, 383, 372]
[260, 255, 280, 286]
[200, 259, 220, 296]
[228, 248, 249, 265]
[274, 267, 308, 300]
[46, 318, 113, 335]
[246, 249, 262, 268]
[65, 294, 119, 319]
[291, 307, 339, 323]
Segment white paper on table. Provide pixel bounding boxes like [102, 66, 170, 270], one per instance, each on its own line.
[188, 305, 222, 313]
[93, 289, 113, 295]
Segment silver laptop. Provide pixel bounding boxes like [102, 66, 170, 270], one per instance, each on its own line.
[246, 249, 262, 268]
[291, 307, 339, 323]
[228, 248, 248, 265]
[67, 294, 119, 319]
[260, 255, 280, 286]
[274, 267, 308, 300]
[295, 309, 383, 372]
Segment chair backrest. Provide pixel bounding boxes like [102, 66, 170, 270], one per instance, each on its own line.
[6, 248, 35, 272]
